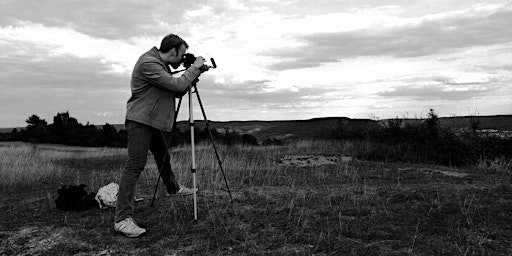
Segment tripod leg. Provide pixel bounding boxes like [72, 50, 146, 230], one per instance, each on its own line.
[193, 84, 233, 201]
[150, 97, 183, 206]
[150, 130, 173, 206]
[150, 170, 162, 206]
[189, 87, 198, 220]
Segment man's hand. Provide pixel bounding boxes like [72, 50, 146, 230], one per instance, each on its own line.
[193, 56, 206, 68]
[193, 56, 211, 72]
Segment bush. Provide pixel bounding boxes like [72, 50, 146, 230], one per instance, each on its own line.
[331, 109, 511, 166]
[262, 137, 282, 146]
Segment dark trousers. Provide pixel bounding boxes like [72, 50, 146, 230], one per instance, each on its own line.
[115, 120, 178, 223]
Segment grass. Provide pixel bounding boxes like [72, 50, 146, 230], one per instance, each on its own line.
[1, 140, 512, 255]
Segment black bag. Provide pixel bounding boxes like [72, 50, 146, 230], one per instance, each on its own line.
[55, 184, 98, 211]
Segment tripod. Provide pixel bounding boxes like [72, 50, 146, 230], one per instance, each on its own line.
[150, 77, 233, 221]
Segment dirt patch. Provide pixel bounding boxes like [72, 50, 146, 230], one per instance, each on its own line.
[398, 167, 469, 178]
[279, 155, 352, 167]
[0, 226, 112, 256]
[2, 226, 69, 255]
[432, 170, 468, 178]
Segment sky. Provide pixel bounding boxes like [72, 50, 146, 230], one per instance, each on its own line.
[1, 0, 511, 127]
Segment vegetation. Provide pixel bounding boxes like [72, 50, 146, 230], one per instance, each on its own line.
[0, 111, 261, 148]
[3, 110, 510, 168]
[1, 112, 127, 147]
[332, 109, 512, 167]
[1, 138, 511, 255]
[1, 109, 511, 255]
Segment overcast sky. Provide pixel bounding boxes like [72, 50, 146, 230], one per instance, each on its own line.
[1, 0, 511, 127]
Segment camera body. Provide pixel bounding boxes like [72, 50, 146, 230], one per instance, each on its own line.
[182, 53, 217, 71]
[182, 53, 197, 69]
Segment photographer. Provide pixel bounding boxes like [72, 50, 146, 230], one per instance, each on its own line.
[114, 34, 207, 238]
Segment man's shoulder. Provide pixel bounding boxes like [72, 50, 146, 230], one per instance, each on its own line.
[134, 49, 165, 72]
[139, 47, 160, 61]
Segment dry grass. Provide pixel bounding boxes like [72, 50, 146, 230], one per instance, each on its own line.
[0, 142, 125, 192]
[1, 140, 512, 255]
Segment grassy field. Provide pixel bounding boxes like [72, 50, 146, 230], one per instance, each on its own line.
[1, 140, 511, 255]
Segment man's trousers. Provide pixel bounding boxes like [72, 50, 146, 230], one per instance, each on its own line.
[115, 120, 179, 223]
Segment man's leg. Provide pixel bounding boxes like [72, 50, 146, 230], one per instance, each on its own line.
[115, 121, 152, 223]
[149, 130, 179, 194]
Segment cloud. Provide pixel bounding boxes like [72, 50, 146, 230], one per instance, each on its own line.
[196, 75, 335, 104]
[377, 76, 500, 101]
[1, 0, 511, 126]
[0, 0, 210, 40]
[378, 85, 486, 101]
[178, 74, 338, 121]
[264, 3, 512, 70]
[0, 38, 130, 127]
[0, 21, 148, 74]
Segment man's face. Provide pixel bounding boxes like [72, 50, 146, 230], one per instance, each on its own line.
[169, 44, 187, 69]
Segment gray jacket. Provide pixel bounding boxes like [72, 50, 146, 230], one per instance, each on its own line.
[126, 47, 201, 132]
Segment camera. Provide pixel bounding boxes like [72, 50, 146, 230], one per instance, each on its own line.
[182, 53, 197, 69]
[182, 53, 217, 71]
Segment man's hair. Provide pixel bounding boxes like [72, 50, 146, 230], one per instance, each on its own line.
[159, 34, 189, 54]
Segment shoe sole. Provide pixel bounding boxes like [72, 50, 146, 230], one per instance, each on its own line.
[114, 228, 146, 238]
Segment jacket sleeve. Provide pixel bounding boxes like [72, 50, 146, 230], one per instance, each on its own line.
[141, 61, 201, 93]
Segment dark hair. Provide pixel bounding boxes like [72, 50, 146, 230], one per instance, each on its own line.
[159, 34, 189, 53]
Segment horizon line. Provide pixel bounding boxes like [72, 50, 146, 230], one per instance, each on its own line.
[1, 114, 511, 129]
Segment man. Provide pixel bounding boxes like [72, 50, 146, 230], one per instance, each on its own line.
[114, 34, 207, 238]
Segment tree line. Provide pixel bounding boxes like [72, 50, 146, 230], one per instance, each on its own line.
[331, 109, 512, 166]
[0, 112, 265, 148]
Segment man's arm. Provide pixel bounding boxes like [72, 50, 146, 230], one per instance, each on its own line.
[141, 61, 201, 93]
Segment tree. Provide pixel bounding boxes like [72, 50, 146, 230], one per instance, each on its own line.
[48, 111, 81, 144]
[100, 123, 118, 147]
[81, 123, 100, 146]
[25, 114, 48, 142]
[424, 109, 440, 138]
[26, 114, 47, 128]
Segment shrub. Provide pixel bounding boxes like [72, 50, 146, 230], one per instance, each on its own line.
[262, 137, 282, 146]
[331, 109, 511, 167]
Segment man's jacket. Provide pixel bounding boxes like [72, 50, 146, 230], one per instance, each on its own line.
[126, 47, 201, 132]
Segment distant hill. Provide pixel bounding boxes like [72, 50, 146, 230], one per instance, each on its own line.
[2, 115, 510, 141]
[174, 117, 375, 141]
[109, 115, 512, 141]
[0, 127, 24, 133]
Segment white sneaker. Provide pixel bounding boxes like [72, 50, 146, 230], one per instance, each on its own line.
[176, 184, 198, 196]
[114, 218, 146, 238]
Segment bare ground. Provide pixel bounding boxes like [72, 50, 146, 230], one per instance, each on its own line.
[1, 157, 512, 255]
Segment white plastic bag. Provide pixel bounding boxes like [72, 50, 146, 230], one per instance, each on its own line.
[95, 182, 119, 209]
